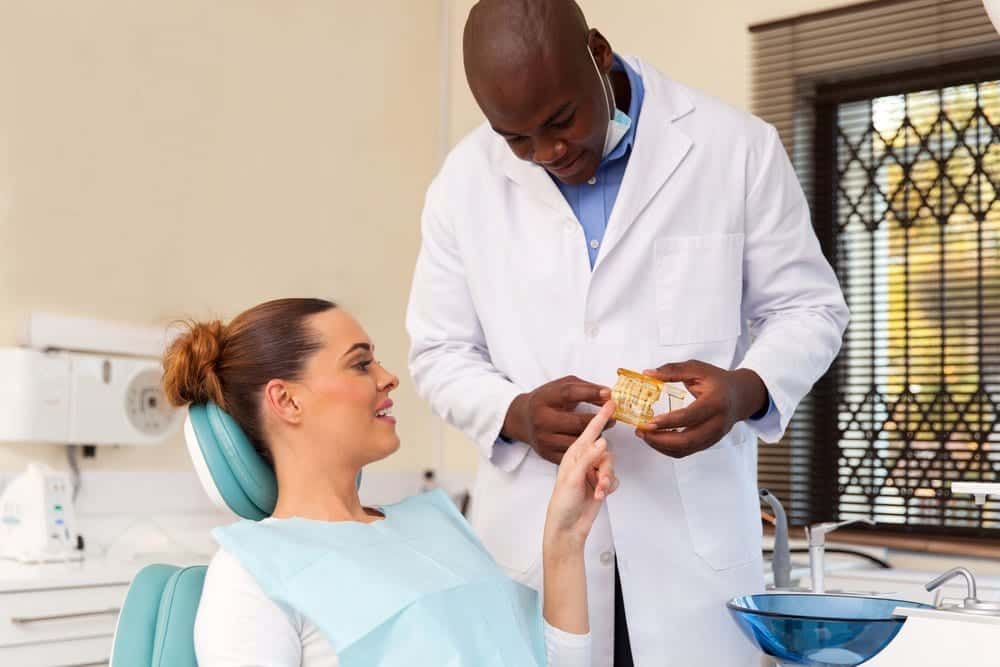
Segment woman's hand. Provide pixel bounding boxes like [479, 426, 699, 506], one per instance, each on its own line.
[543, 400, 619, 549]
[541, 400, 618, 635]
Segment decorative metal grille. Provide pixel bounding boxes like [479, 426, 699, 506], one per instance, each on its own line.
[825, 70, 1000, 534]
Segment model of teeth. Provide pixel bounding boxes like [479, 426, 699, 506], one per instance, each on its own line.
[610, 368, 687, 427]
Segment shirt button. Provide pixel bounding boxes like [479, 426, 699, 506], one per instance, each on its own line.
[588, 176, 597, 185]
[589, 239, 600, 249]
[586, 323, 600, 339]
[600, 550, 614, 566]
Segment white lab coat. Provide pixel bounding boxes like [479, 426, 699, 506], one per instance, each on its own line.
[407, 56, 848, 667]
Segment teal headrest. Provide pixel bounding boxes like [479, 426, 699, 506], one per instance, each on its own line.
[187, 402, 277, 520]
[185, 402, 362, 521]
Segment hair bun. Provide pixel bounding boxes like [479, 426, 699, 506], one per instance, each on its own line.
[161, 320, 228, 408]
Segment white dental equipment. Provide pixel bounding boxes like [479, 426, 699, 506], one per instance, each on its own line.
[0, 463, 81, 562]
[0, 314, 183, 562]
[0, 313, 181, 446]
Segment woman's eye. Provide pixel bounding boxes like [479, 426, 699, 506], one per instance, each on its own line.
[355, 359, 373, 371]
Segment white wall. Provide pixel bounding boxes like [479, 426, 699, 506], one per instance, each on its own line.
[0, 0, 867, 477]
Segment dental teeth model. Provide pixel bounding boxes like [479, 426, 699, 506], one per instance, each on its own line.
[610, 368, 686, 427]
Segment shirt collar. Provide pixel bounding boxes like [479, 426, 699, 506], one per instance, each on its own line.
[603, 54, 645, 164]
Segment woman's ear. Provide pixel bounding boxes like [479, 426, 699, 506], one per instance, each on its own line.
[264, 379, 303, 425]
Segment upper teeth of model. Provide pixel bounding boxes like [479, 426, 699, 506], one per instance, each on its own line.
[376, 407, 392, 417]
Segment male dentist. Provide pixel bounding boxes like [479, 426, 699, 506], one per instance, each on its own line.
[407, 1, 849, 665]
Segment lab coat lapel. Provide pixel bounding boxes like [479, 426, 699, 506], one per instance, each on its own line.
[499, 148, 575, 219]
[594, 62, 695, 272]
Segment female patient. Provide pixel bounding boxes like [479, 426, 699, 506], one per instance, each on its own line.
[162, 298, 617, 667]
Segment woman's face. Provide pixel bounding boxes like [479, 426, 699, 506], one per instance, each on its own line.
[288, 309, 400, 467]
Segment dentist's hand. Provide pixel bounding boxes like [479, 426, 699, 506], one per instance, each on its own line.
[636, 361, 768, 458]
[502, 376, 615, 464]
[543, 401, 618, 547]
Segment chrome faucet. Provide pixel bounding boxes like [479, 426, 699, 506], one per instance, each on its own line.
[759, 489, 791, 589]
[805, 518, 874, 593]
[925, 566, 1000, 616]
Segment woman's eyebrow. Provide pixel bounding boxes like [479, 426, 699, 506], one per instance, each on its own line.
[341, 342, 372, 358]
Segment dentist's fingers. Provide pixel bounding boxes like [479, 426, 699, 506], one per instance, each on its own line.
[554, 381, 613, 409]
[638, 398, 714, 432]
[642, 361, 708, 385]
[546, 410, 614, 437]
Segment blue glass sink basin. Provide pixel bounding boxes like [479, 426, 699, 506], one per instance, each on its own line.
[727, 593, 932, 666]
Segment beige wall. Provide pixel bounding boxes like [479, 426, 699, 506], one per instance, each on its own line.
[0, 1, 443, 473]
[0, 0, 865, 476]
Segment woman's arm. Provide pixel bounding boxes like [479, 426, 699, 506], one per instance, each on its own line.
[542, 528, 590, 634]
[541, 401, 618, 634]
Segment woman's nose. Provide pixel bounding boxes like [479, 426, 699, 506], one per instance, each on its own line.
[377, 363, 399, 393]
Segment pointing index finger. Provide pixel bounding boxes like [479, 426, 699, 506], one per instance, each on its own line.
[580, 401, 616, 443]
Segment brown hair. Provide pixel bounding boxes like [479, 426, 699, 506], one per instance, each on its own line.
[162, 298, 337, 461]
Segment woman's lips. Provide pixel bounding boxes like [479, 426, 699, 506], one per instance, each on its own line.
[375, 400, 396, 424]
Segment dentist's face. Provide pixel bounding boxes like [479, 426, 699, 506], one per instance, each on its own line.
[293, 309, 400, 466]
[465, 32, 615, 185]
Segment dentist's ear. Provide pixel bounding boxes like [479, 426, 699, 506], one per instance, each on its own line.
[264, 379, 304, 425]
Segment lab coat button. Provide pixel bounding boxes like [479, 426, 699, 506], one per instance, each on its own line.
[585, 323, 600, 339]
[600, 550, 614, 566]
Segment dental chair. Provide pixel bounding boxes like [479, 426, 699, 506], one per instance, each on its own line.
[109, 402, 278, 667]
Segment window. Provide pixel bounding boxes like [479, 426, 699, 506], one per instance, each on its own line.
[749, 0, 1000, 538]
[812, 61, 1000, 536]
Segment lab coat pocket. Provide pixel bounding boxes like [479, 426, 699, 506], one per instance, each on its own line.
[674, 442, 758, 571]
[653, 234, 744, 345]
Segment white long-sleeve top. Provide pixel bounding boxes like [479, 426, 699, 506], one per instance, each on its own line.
[194, 548, 591, 667]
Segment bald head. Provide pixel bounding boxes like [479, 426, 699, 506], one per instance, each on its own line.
[463, 0, 589, 81]
[462, 0, 621, 186]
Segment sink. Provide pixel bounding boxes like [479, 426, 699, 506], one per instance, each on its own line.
[727, 593, 932, 666]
